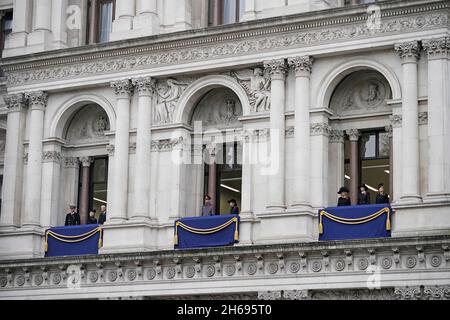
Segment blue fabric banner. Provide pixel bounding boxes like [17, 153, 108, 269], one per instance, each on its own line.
[318, 204, 391, 241]
[174, 214, 240, 249]
[44, 224, 102, 257]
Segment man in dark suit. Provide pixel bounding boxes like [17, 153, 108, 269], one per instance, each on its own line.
[64, 205, 81, 226]
[98, 205, 107, 225]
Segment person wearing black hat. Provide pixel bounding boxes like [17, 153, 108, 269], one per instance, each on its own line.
[228, 199, 240, 215]
[357, 184, 371, 205]
[64, 205, 81, 226]
[337, 187, 351, 207]
[376, 183, 390, 204]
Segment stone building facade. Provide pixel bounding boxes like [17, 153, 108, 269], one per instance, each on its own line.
[0, 0, 449, 299]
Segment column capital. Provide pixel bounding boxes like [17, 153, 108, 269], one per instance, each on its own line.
[264, 59, 287, 81]
[25, 91, 48, 110]
[329, 129, 345, 143]
[394, 41, 421, 63]
[287, 56, 313, 77]
[131, 76, 156, 97]
[42, 151, 63, 163]
[4, 93, 28, 112]
[310, 123, 331, 136]
[390, 114, 402, 128]
[64, 157, 80, 168]
[422, 37, 450, 60]
[79, 156, 93, 167]
[110, 79, 134, 99]
[346, 129, 360, 141]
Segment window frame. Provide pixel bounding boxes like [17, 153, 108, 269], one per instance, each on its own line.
[95, 0, 116, 43]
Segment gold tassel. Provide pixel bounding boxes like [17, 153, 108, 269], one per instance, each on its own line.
[319, 212, 323, 235]
[44, 241, 48, 252]
[234, 229, 239, 241]
[98, 237, 103, 248]
[174, 233, 178, 245]
[386, 210, 391, 231]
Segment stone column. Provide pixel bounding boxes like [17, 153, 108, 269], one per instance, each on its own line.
[88, 0, 98, 44]
[109, 80, 133, 222]
[329, 129, 345, 205]
[134, 0, 159, 36]
[207, 147, 217, 210]
[40, 149, 63, 228]
[27, 0, 53, 50]
[390, 114, 403, 202]
[51, 0, 68, 49]
[346, 129, 360, 205]
[288, 56, 313, 209]
[112, 0, 136, 33]
[422, 37, 450, 201]
[79, 157, 93, 224]
[385, 125, 394, 200]
[131, 76, 155, 221]
[240, 130, 255, 216]
[0, 94, 28, 229]
[2, 0, 33, 54]
[22, 91, 48, 228]
[264, 59, 287, 211]
[394, 41, 422, 203]
[310, 123, 330, 208]
[63, 157, 80, 220]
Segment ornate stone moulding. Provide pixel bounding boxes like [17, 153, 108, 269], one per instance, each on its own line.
[0, 236, 449, 295]
[3, 1, 449, 87]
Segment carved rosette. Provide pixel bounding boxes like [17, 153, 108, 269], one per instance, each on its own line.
[110, 79, 134, 99]
[264, 59, 287, 81]
[287, 56, 313, 77]
[310, 123, 331, 136]
[106, 144, 115, 156]
[131, 76, 156, 97]
[258, 291, 282, 300]
[42, 151, 63, 163]
[346, 129, 360, 142]
[422, 37, 450, 59]
[283, 290, 309, 300]
[394, 41, 421, 62]
[4, 93, 27, 112]
[25, 91, 48, 110]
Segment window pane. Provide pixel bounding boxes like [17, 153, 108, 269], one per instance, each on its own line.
[239, 0, 245, 20]
[223, 0, 237, 24]
[378, 132, 390, 158]
[360, 133, 376, 158]
[93, 158, 107, 183]
[360, 158, 390, 204]
[99, 2, 113, 43]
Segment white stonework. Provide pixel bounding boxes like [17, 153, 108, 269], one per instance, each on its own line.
[0, 0, 449, 300]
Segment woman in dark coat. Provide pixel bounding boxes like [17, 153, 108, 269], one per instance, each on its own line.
[337, 187, 351, 206]
[228, 199, 240, 215]
[86, 210, 98, 224]
[357, 184, 371, 205]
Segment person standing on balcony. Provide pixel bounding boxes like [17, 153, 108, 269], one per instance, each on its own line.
[357, 184, 371, 205]
[228, 199, 240, 215]
[87, 210, 98, 224]
[98, 205, 107, 225]
[202, 195, 215, 216]
[337, 187, 351, 207]
[64, 205, 81, 226]
[376, 183, 390, 204]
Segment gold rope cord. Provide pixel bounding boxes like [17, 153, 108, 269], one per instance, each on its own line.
[174, 217, 239, 245]
[44, 227, 103, 252]
[319, 207, 391, 235]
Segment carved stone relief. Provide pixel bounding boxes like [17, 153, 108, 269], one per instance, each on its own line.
[191, 88, 243, 130]
[65, 104, 110, 143]
[330, 70, 392, 116]
[231, 68, 271, 113]
[154, 77, 192, 124]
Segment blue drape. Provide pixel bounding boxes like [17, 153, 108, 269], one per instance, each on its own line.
[45, 224, 102, 257]
[175, 214, 239, 249]
[318, 204, 391, 241]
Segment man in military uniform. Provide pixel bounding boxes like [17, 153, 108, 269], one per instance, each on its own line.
[64, 205, 81, 226]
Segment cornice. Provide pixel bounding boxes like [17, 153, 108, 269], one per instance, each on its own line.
[2, 0, 449, 88]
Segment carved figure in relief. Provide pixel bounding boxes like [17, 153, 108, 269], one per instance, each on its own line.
[231, 68, 271, 112]
[155, 78, 189, 123]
